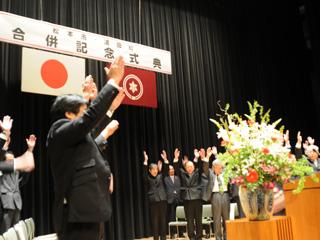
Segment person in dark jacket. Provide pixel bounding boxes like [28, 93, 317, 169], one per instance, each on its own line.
[46, 56, 125, 240]
[161, 150, 181, 238]
[173, 148, 207, 240]
[143, 151, 169, 240]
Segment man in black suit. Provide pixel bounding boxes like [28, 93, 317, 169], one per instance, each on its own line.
[163, 159, 181, 238]
[46, 56, 125, 240]
[173, 148, 206, 240]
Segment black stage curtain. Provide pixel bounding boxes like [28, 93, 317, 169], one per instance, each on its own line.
[0, 0, 319, 239]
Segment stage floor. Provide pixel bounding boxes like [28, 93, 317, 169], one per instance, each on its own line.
[136, 237, 216, 239]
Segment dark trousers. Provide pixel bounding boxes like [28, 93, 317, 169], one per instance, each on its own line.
[0, 209, 20, 233]
[183, 199, 202, 240]
[211, 192, 230, 240]
[150, 200, 167, 240]
[167, 201, 177, 236]
[58, 221, 103, 240]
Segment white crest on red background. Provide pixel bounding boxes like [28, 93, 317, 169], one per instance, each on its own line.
[123, 74, 144, 101]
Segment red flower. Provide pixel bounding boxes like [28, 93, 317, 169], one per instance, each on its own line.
[246, 169, 259, 183]
[262, 181, 275, 189]
[262, 148, 270, 154]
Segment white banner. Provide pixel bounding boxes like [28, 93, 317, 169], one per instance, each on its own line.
[0, 11, 172, 74]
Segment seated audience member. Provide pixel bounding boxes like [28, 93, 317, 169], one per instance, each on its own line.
[162, 151, 181, 238]
[202, 149, 230, 240]
[143, 151, 168, 240]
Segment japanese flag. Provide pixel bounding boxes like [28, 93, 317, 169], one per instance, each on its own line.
[21, 47, 85, 96]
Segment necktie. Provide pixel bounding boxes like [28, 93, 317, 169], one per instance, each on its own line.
[217, 175, 224, 193]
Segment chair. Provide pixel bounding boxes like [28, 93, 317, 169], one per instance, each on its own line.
[23, 217, 57, 240]
[2, 227, 18, 240]
[14, 221, 28, 240]
[24, 218, 35, 240]
[33, 233, 58, 240]
[168, 206, 187, 238]
[229, 203, 239, 220]
[202, 204, 213, 237]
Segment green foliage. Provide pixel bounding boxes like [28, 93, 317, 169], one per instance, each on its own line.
[211, 100, 318, 193]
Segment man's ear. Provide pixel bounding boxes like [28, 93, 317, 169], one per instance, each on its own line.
[65, 112, 75, 120]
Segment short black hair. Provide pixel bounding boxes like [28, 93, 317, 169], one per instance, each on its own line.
[50, 94, 87, 122]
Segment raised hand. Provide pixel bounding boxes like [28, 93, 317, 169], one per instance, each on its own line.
[307, 136, 315, 145]
[101, 120, 119, 140]
[104, 56, 125, 85]
[82, 75, 98, 101]
[296, 131, 302, 145]
[0, 115, 13, 135]
[143, 151, 148, 164]
[206, 147, 213, 159]
[160, 150, 168, 161]
[212, 146, 218, 156]
[194, 149, 200, 159]
[26, 134, 37, 152]
[283, 130, 290, 144]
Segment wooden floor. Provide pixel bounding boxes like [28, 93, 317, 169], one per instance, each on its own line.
[135, 237, 216, 239]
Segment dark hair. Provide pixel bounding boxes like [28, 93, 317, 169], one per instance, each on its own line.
[50, 94, 87, 122]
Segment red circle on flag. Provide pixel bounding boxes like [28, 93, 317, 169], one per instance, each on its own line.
[41, 59, 68, 89]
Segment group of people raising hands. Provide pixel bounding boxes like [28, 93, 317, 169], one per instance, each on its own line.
[143, 147, 233, 240]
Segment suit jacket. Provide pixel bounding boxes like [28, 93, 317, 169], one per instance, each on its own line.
[0, 138, 14, 173]
[202, 161, 231, 202]
[164, 175, 181, 204]
[0, 172, 29, 210]
[0, 137, 7, 162]
[0, 162, 14, 173]
[174, 160, 203, 201]
[46, 83, 118, 232]
[143, 162, 168, 203]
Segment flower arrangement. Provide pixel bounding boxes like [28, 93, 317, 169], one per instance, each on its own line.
[210, 101, 318, 193]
